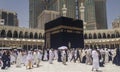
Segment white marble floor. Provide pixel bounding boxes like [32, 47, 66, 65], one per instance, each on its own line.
[0, 61, 120, 72]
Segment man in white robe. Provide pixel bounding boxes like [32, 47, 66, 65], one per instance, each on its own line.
[49, 49, 54, 64]
[68, 50, 72, 62]
[105, 49, 109, 63]
[43, 50, 48, 61]
[37, 50, 43, 67]
[16, 51, 22, 67]
[62, 50, 66, 65]
[86, 48, 92, 65]
[100, 48, 105, 64]
[21, 51, 27, 65]
[54, 50, 58, 60]
[26, 51, 33, 69]
[10, 54, 15, 65]
[33, 51, 38, 67]
[92, 48, 99, 71]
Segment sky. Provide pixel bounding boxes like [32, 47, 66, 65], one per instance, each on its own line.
[0, 0, 120, 29]
[0, 0, 29, 28]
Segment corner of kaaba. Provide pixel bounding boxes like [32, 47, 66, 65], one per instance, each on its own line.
[45, 16, 84, 49]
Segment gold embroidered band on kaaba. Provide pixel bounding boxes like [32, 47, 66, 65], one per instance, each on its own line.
[45, 25, 83, 33]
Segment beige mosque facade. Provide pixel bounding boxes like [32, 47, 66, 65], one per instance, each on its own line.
[84, 28, 120, 48]
[0, 23, 120, 49]
[0, 25, 44, 50]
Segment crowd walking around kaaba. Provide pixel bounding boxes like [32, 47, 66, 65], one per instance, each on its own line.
[0, 47, 120, 71]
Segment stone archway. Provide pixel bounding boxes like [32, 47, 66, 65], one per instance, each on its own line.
[34, 32, 38, 39]
[107, 34, 111, 38]
[89, 33, 92, 39]
[7, 30, 12, 38]
[13, 31, 18, 38]
[115, 31, 119, 38]
[103, 33, 106, 38]
[1, 30, 6, 37]
[84, 33, 87, 39]
[19, 31, 23, 38]
[111, 34, 115, 38]
[98, 33, 102, 39]
[30, 32, 33, 39]
[42, 33, 45, 39]
[24, 32, 29, 38]
[39, 33, 42, 39]
[93, 33, 97, 39]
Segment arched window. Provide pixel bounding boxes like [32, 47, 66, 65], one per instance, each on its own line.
[98, 33, 102, 39]
[24, 32, 28, 38]
[34, 33, 38, 39]
[39, 33, 42, 39]
[107, 34, 110, 38]
[19, 31, 23, 38]
[111, 34, 115, 38]
[30, 32, 33, 39]
[7, 30, 12, 38]
[42, 33, 45, 39]
[13, 31, 18, 38]
[89, 33, 92, 39]
[103, 33, 106, 38]
[84, 33, 87, 39]
[1, 30, 6, 37]
[116, 32, 119, 38]
[93, 33, 97, 39]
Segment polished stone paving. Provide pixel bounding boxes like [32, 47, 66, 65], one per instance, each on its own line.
[0, 61, 119, 72]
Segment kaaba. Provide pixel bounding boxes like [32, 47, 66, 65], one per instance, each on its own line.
[45, 17, 84, 49]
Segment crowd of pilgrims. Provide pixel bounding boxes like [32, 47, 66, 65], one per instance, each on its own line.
[0, 47, 120, 71]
